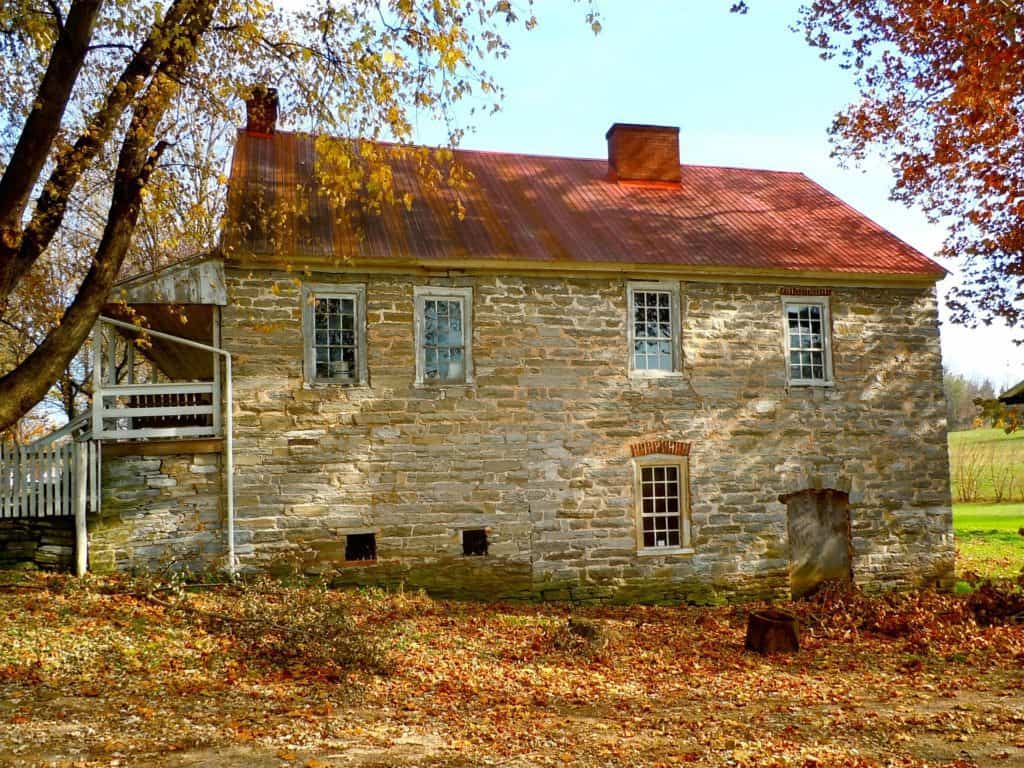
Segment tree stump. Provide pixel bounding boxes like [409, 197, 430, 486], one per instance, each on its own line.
[745, 609, 799, 654]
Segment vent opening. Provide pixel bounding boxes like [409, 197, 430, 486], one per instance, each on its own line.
[345, 532, 377, 562]
[462, 529, 488, 557]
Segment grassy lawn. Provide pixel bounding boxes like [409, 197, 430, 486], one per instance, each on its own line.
[954, 502, 1023, 578]
[948, 429, 1024, 578]
[1, 574, 1023, 768]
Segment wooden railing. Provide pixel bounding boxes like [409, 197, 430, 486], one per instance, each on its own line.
[0, 417, 100, 520]
[93, 382, 220, 440]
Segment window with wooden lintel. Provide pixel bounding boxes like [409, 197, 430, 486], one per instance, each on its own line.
[627, 280, 681, 376]
[301, 283, 367, 386]
[782, 294, 832, 386]
[414, 286, 473, 385]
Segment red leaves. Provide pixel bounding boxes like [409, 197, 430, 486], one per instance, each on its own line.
[801, 0, 1024, 329]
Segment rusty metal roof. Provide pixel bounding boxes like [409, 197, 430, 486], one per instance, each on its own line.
[222, 130, 945, 279]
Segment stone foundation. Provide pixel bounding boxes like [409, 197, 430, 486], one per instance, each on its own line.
[90, 449, 224, 574]
[0, 517, 75, 570]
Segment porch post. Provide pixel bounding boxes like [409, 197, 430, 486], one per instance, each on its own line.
[73, 440, 88, 577]
[91, 324, 103, 439]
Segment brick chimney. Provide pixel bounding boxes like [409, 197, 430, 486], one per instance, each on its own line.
[605, 123, 681, 185]
[245, 84, 279, 136]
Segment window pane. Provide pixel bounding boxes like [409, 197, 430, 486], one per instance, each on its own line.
[420, 297, 466, 383]
[632, 290, 675, 371]
[786, 302, 827, 381]
[639, 463, 685, 549]
[312, 293, 359, 381]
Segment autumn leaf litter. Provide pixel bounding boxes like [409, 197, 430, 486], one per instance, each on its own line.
[1, 574, 1022, 767]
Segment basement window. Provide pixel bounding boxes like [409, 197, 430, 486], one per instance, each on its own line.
[462, 529, 488, 556]
[345, 532, 377, 562]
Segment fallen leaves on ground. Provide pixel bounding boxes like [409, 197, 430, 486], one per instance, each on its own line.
[0, 573, 1022, 767]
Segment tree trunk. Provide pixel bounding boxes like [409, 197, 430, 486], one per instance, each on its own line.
[0, 0, 102, 292]
[0, 141, 168, 432]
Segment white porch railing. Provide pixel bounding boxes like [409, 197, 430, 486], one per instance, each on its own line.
[93, 382, 218, 440]
[91, 316, 221, 441]
[0, 413, 100, 520]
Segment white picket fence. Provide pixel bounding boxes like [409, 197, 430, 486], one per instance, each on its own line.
[0, 414, 100, 520]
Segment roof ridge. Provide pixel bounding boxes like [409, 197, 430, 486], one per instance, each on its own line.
[251, 129, 812, 177]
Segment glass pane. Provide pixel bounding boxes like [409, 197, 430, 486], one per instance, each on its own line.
[437, 347, 450, 380]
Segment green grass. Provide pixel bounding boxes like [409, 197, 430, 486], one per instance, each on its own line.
[954, 501, 1024, 532]
[947, 429, 1024, 577]
[953, 501, 1023, 579]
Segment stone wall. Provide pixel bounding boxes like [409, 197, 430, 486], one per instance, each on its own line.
[220, 268, 954, 602]
[90, 449, 224, 574]
[0, 517, 75, 570]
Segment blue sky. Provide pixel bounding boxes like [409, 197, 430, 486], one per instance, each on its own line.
[408, 0, 1024, 390]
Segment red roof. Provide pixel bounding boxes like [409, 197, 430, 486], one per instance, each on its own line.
[222, 130, 944, 279]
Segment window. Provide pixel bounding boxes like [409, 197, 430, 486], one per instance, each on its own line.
[633, 456, 691, 553]
[414, 286, 473, 385]
[782, 297, 832, 385]
[627, 281, 680, 375]
[301, 283, 367, 386]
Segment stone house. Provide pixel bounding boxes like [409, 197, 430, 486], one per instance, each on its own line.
[1, 91, 954, 602]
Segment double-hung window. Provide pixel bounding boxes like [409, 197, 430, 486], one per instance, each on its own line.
[628, 281, 681, 375]
[782, 296, 832, 385]
[301, 283, 367, 386]
[633, 455, 691, 553]
[414, 286, 473, 385]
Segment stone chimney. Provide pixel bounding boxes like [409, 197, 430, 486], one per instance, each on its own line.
[605, 123, 681, 185]
[245, 84, 279, 136]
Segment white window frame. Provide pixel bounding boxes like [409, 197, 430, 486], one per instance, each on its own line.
[781, 295, 833, 387]
[413, 286, 474, 386]
[301, 282, 368, 386]
[632, 454, 693, 555]
[627, 280, 682, 377]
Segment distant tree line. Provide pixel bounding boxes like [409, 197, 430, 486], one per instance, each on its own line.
[943, 371, 997, 432]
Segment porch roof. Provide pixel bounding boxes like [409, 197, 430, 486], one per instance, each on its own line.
[104, 255, 226, 380]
